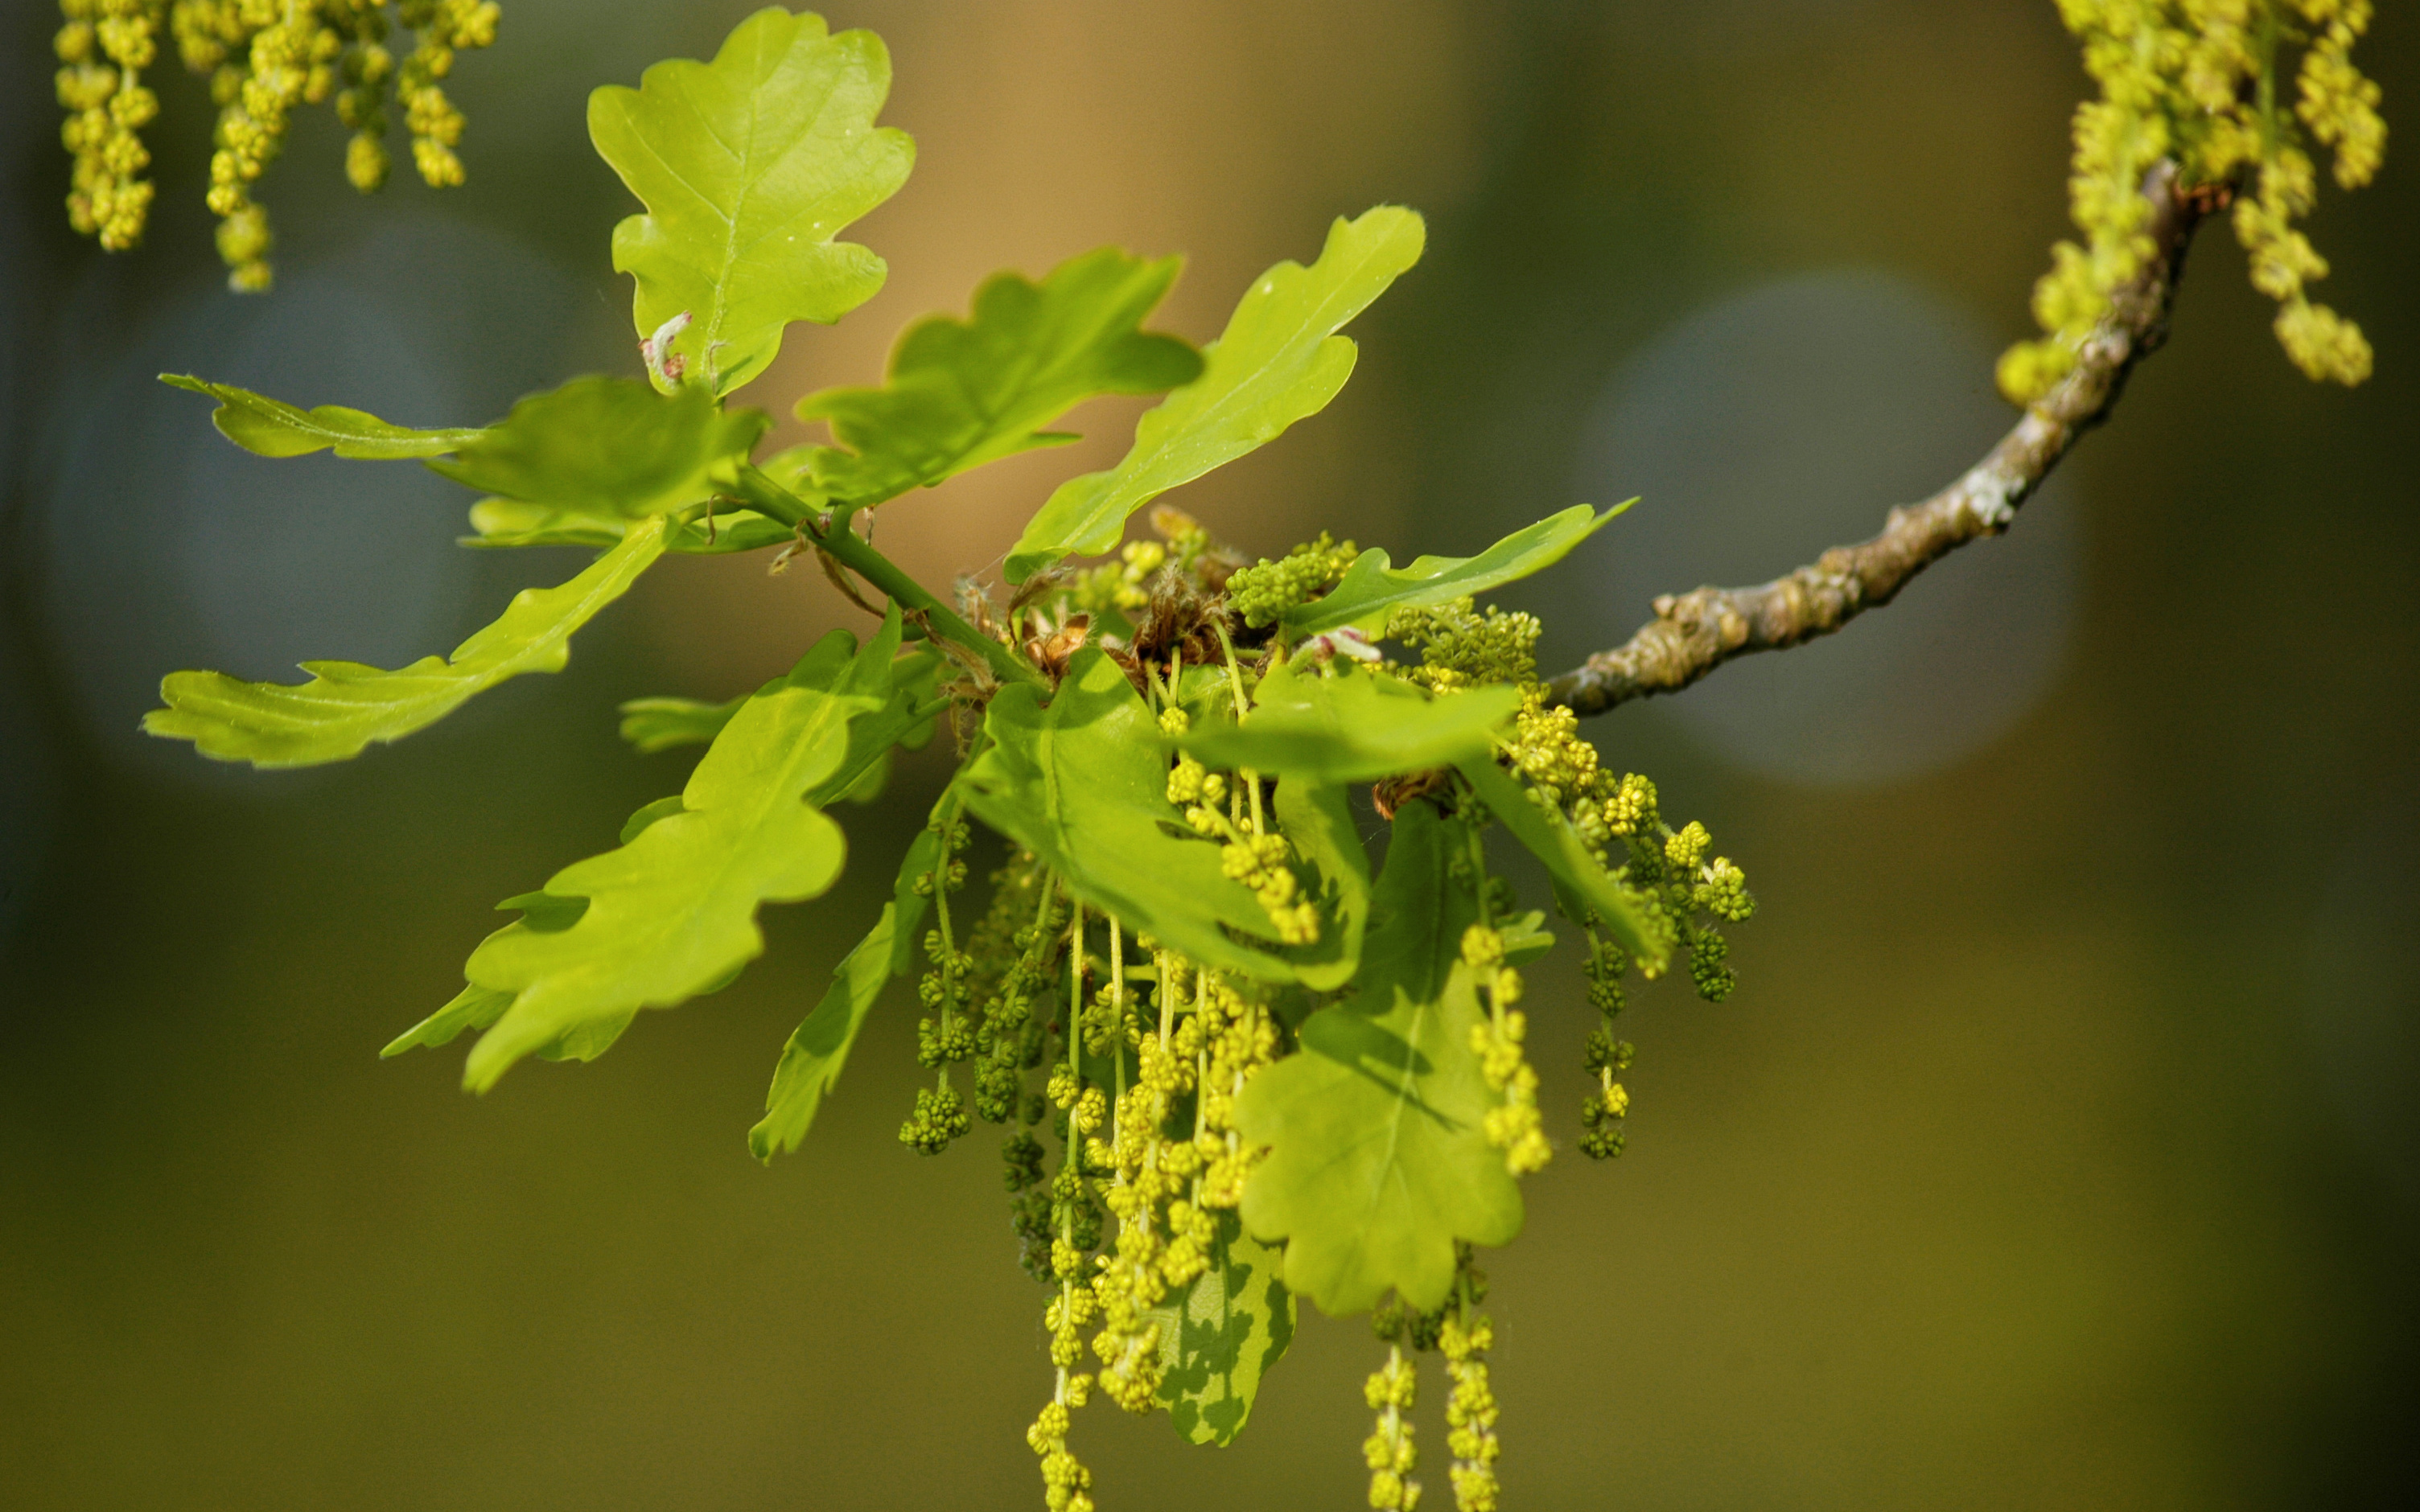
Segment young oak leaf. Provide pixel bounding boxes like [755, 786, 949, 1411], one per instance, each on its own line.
[589, 7, 916, 395]
[382, 888, 669, 1066]
[430, 376, 770, 521]
[1282, 503, 1630, 639]
[1148, 1212, 1298, 1447]
[784, 246, 1204, 507]
[451, 614, 916, 1091]
[145, 519, 671, 768]
[1453, 754, 1670, 968]
[623, 646, 940, 761]
[618, 692, 750, 754]
[387, 635, 931, 1082]
[1005, 206, 1426, 583]
[1234, 803, 1522, 1315]
[160, 375, 486, 458]
[959, 647, 1300, 983]
[1175, 659, 1519, 785]
[748, 820, 943, 1160]
[463, 498, 795, 555]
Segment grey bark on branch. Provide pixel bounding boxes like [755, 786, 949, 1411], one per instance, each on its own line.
[1547, 162, 2208, 718]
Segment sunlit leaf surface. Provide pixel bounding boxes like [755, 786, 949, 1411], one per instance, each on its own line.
[1006, 207, 1425, 581]
[448, 615, 918, 1090]
[590, 7, 914, 393]
[1284, 504, 1626, 638]
[1176, 659, 1517, 783]
[144, 520, 670, 767]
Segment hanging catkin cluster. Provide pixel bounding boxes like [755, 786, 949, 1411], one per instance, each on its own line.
[1999, 0, 2385, 400]
[53, 1, 500, 290]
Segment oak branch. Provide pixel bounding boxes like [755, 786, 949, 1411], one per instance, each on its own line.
[1548, 162, 2206, 718]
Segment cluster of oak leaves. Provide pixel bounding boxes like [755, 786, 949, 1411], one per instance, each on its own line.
[126, 10, 1761, 1512]
[883, 523, 1757, 1512]
[115, 1, 2390, 1505]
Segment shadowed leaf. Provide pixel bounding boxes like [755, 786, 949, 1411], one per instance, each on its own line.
[961, 647, 1300, 982]
[619, 693, 750, 754]
[790, 246, 1202, 506]
[429, 376, 768, 521]
[1270, 775, 1369, 993]
[463, 498, 794, 554]
[749, 822, 943, 1160]
[1235, 803, 1522, 1314]
[160, 374, 484, 458]
[1150, 1214, 1297, 1446]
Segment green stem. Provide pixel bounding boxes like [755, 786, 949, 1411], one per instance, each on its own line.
[729, 465, 1044, 688]
[1212, 622, 1267, 833]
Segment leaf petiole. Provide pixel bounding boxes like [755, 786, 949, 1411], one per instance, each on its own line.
[728, 465, 1043, 687]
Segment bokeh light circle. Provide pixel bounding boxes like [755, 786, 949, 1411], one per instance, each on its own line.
[1566, 269, 2080, 787]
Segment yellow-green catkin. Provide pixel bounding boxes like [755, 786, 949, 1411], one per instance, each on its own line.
[1225, 532, 1360, 628]
[2001, 0, 2384, 401]
[1069, 539, 1169, 620]
[1462, 923, 1549, 1177]
[331, 0, 394, 191]
[63, 2, 499, 290]
[1089, 946, 1197, 1411]
[397, 0, 497, 188]
[901, 806, 977, 1153]
[1363, 1343, 1422, 1510]
[1030, 898, 1101, 1512]
[57, 1, 164, 253]
[1167, 643, 1320, 947]
[1440, 1300, 1501, 1512]
[1389, 598, 1755, 1157]
[1578, 928, 1635, 1160]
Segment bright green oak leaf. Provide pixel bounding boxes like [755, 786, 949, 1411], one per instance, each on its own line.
[1270, 775, 1369, 993]
[1234, 803, 1522, 1314]
[589, 6, 915, 395]
[793, 246, 1204, 506]
[453, 614, 913, 1090]
[1452, 754, 1669, 969]
[961, 647, 1298, 982]
[1150, 1212, 1297, 1446]
[749, 820, 943, 1160]
[145, 519, 669, 768]
[1283, 503, 1629, 639]
[429, 376, 768, 520]
[464, 497, 794, 555]
[382, 888, 619, 1062]
[383, 983, 514, 1058]
[159, 374, 486, 458]
[1178, 659, 1519, 784]
[619, 693, 749, 754]
[623, 646, 938, 763]
[1004, 206, 1426, 583]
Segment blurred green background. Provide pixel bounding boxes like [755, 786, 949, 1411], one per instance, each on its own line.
[4, 2, 2416, 1507]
